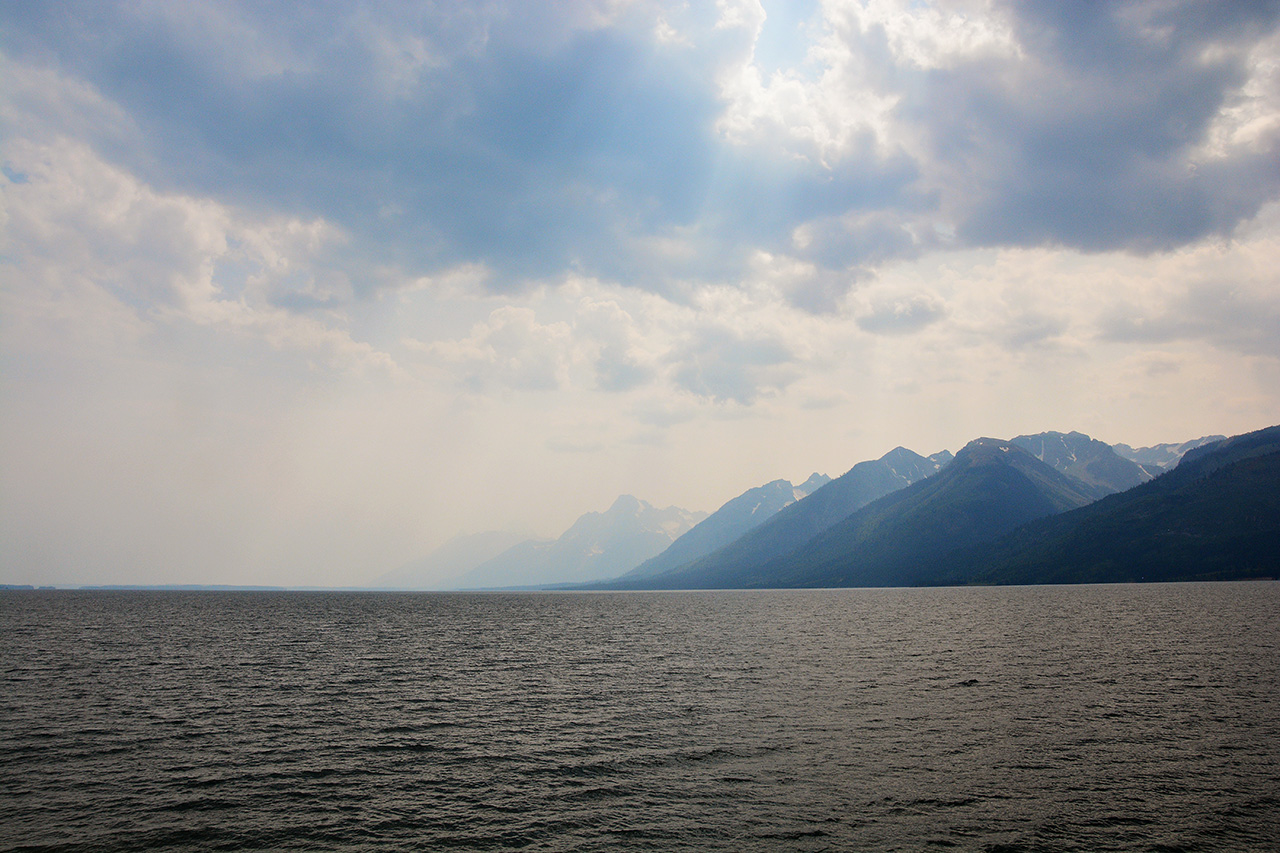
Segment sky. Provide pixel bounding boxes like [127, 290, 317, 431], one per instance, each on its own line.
[2, 0, 1279, 587]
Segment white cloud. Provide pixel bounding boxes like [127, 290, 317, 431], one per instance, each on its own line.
[716, 2, 899, 164]
[405, 273, 833, 406]
[0, 53, 138, 153]
[831, 0, 1019, 70]
[670, 325, 798, 403]
[414, 305, 575, 391]
[1200, 26, 1280, 157]
[716, 0, 766, 34]
[854, 291, 947, 334]
[715, 0, 1019, 167]
[1, 134, 395, 374]
[574, 296, 659, 391]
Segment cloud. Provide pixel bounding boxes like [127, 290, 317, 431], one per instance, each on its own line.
[670, 325, 797, 404]
[0, 2, 735, 286]
[916, 1, 1280, 252]
[7, 0, 1277, 300]
[409, 279, 817, 405]
[842, 0, 1021, 69]
[417, 306, 573, 391]
[746, 249, 858, 313]
[3, 1, 1280, 588]
[725, 0, 1280, 263]
[573, 297, 658, 392]
[995, 311, 1069, 351]
[792, 209, 926, 271]
[855, 292, 947, 334]
[1098, 279, 1280, 357]
[546, 435, 607, 454]
[0, 134, 395, 374]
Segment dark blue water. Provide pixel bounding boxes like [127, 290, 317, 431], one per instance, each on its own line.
[2, 584, 1278, 852]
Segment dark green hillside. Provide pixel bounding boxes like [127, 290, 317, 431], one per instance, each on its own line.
[600, 426, 1279, 591]
[615, 447, 945, 588]
[639, 438, 1094, 589]
[765, 439, 1096, 588]
[622, 474, 828, 581]
[937, 425, 1280, 585]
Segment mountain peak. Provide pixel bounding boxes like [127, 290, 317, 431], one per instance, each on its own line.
[795, 472, 831, 497]
[880, 446, 920, 464]
[877, 446, 948, 484]
[607, 494, 647, 514]
[1113, 435, 1229, 472]
[1009, 430, 1151, 499]
[619, 477, 806, 581]
[459, 495, 705, 588]
[954, 437, 1021, 464]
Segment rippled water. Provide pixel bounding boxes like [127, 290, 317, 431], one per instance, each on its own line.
[2, 584, 1278, 852]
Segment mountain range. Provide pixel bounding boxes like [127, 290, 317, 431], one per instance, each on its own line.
[1008, 430, 1151, 498]
[613, 426, 1276, 589]
[622, 438, 1098, 589]
[442, 495, 705, 589]
[1112, 435, 1227, 477]
[622, 473, 830, 581]
[932, 426, 1280, 586]
[377, 426, 1276, 589]
[616, 446, 952, 587]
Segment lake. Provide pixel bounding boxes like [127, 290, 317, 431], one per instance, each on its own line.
[2, 583, 1277, 851]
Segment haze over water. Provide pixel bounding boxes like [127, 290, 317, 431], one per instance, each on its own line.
[3, 583, 1277, 852]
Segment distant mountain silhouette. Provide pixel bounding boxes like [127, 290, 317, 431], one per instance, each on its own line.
[1112, 435, 1226, 477]
[456, 496, 706, 588]
[391, 427, 1273, 592]
[375, 530, 531, 589]
[614, 446, 950, 587]
[637, 438, 1094, 589]
[935, 425, 1280, 585]
[623, 473, 830, 581]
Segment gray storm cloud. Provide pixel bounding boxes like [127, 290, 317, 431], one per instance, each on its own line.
[7, 1, 1274, 301]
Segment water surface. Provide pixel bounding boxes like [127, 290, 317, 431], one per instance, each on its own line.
[2, 583, 1277, 851]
